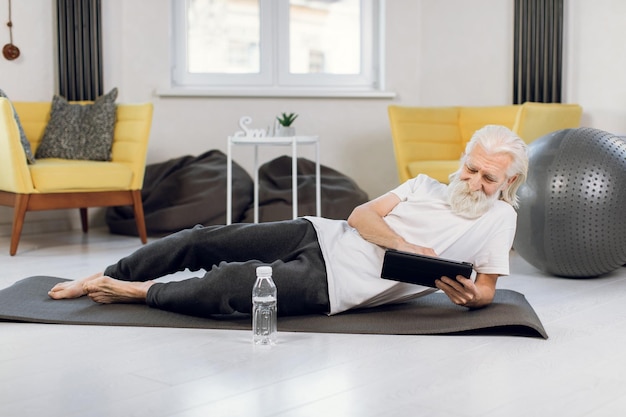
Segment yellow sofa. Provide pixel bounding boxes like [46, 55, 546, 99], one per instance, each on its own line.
[388, 102, 583, 184]
[0, 97, 153, 255]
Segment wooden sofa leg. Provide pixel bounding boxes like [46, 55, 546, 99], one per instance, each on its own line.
[10, 194, 30, 256]
[79, 208, 88, 233]
[131, 190, 148, 244]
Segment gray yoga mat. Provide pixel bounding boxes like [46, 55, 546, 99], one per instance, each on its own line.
[0, 276, 547, 338]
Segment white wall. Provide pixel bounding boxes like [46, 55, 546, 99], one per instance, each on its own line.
[0, 2, 55, 100]
[565, 0, 626, 132]
[1, 0, 625, 233]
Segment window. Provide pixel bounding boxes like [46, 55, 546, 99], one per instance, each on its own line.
[170, 0, 387, 97]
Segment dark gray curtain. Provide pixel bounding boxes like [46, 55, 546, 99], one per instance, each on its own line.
[57, 0, 103, 101]
[513, 0, 563, 103]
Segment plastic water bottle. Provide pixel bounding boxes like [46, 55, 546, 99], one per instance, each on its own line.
[252, 265, 277, 345]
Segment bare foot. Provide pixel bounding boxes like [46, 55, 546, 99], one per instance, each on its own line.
[48, 272, 104, 300]
[83, 276, 154, 304]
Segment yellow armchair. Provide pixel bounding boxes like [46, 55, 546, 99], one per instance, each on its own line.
[0, 97, 153, 255]
[388, 102, 582, 184]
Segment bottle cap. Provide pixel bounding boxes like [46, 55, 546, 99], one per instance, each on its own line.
[256, 265, 272, 276]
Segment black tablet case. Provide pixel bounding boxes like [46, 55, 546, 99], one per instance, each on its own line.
[381, 250, 474, 287]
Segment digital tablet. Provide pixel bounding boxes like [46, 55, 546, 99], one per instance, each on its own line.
[380, 249, 474, 288]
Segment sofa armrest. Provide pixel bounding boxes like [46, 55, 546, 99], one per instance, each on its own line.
[513, 102, 583, 143]
[111, 103, 154, 190]
[0, 98, 35, 193]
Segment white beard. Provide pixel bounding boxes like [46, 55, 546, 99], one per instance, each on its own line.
[447, 176, 502, 219]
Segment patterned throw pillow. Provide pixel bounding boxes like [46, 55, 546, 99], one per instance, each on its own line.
[0, 88, 36, 164]
[35, 88, 118, 161]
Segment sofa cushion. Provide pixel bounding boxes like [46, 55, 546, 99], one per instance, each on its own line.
[35, 88, 118, 161]
[0, 89, 36, 164]
[458, 105, 520, 146]
[29, 159, 133, 192]
[408, 160, 462, 184]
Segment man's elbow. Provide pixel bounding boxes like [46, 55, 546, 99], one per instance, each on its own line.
[347, 204, 366, 228]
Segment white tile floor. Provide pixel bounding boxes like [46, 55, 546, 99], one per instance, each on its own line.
[2, 229, 626, 417]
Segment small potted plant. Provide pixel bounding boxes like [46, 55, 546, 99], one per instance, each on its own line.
[275, 112, 298, 136]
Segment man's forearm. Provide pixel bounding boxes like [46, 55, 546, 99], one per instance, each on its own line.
[347, 193, 437, 256]
[347, 205, 405, 250]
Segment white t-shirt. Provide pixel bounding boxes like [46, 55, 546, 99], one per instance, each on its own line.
[305, 174, 517, 315]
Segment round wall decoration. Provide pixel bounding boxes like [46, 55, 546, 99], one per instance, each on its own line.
[3, 0, 20, 61]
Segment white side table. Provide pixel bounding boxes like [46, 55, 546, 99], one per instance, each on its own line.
[226, 135, 321, 224]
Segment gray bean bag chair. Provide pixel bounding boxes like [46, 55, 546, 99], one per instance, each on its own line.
[241, 155, 369, 222]
[106, 150, 253, 236]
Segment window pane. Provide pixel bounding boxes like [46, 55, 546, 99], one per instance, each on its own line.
[289, 0, 361, 75]
[187, 0, 261, 74]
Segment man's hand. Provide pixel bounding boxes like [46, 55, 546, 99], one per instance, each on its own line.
[395, 242, 437, 257]
[435, 273, 499, 309]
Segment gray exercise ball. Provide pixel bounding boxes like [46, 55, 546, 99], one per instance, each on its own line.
[514, 127, 626, 277]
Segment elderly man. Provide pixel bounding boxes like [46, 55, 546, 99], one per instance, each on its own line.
[49, 125, 528, 317]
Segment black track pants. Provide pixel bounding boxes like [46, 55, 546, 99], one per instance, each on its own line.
[103, 219, 330, 317]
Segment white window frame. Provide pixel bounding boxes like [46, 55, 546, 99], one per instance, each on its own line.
[166, 0, 391, 98]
